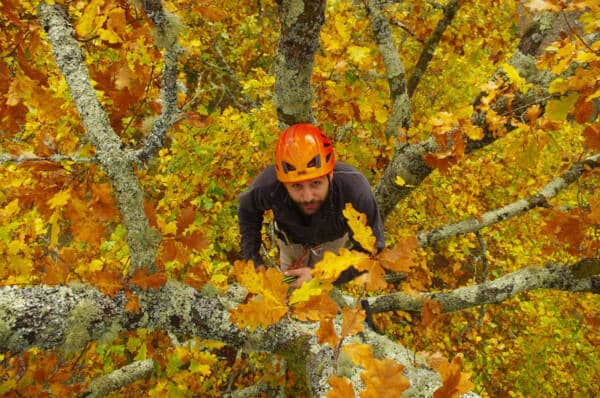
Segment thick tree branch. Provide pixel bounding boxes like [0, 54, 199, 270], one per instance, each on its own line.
[367, 259, 600, 314]
[37, 2, 160, 274]
[0, 281, 448, 397]
[273, 0, 326, 126]
[374, 13, 560, 219]
[417, 153, 600, 246]
[364, 0, 411, 138]
[87, 359, 155, 398]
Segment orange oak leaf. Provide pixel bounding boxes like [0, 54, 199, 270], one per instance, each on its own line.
[327, 375, 354, 398]
[378, 237, 418, 273]
[291, 292, 339, 322]
[125, 290, 141, 313]
[90, 270, 125, 297]
[343, 343, 410, 397]
[422, 352, 474, 398]
[229, 295, 288, 331]
[230, 262, 289, 330]
[360, 357, 409, 398]
[421, 298, 442, 326]
[128, 268, 167, 289]
[317, 318, 339, 347]
[341, 306, 366, 338]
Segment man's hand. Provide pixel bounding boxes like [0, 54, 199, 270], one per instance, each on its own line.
[284, 267, 312, 288]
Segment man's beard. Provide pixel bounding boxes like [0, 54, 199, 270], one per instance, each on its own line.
[294, 199, 325, 215]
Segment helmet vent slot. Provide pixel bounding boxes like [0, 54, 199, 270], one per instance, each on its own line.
[307, 155, 321, 169]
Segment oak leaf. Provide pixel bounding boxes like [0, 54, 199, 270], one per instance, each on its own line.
[317, 318, 339, 347]
[378, 237, 418, 273]
[327, 375, 354, 398]
[291, 292, 339, 322]
[313, 248, 369, 282]
[421, 298, 442, 326]
[230, 262, 289, 330]
[341, 306, 365, 338]
[343, 203, 376, 254]
[422, 352, 474, 398]
[129, 268, 167, 289]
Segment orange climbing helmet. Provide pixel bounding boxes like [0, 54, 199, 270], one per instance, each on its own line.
[275, 123, 335, 183]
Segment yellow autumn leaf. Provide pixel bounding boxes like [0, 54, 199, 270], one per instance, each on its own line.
[395, 176, 406, 186]
[288, 278, 327, 305]
[1, 199, 20, 218]
[47, 190, 71, 209]
[347, 46, 372, 70]
[342, 203, 376, 254]
[99, 28, 122, 44]
[49, 210, 60, 248]
[502, 63, 532, 92]
[75, 0, 106, 37]
[313, 248, 369, 282]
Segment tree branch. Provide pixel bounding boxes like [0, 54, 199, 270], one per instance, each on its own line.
[374, 12, 562, 219]
[367, 259, 600, 314]
[86, 359, 155, 398]
[273, 0, 326, 126]
[0, 153, 96, 164]
[406, 0, 462, 97]
[134, 0, 183, 164]
[37, 2, 161, 274]
[417, 152, 600, 246]
[0, 281, 449, 397]
[364, 0, 411, 138]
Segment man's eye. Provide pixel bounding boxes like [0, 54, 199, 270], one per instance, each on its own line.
[311, 180, 322, 187]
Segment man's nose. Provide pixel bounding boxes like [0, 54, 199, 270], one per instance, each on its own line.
[299, 188, 314, 202]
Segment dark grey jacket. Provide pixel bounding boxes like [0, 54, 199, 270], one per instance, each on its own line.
[238, 162, 385, 265]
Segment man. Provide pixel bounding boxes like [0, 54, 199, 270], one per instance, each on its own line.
[238, 123, 385, 287]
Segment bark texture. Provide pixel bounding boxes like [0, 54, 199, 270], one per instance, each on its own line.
[417, 153, 600, 246]
[37, 3, 161, 274]
[367, 259, 600, 314]
[364, 0, 411, 138]
[0, 282, 449, 397]
[273, 0, 326, 126]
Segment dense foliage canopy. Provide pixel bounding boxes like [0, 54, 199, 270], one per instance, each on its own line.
[1, 0, 599, 396]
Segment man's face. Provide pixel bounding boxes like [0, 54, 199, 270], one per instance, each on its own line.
[284, 174, 330, 215]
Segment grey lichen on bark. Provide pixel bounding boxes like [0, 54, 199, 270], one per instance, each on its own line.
[364, 0, 411, 139]
[37, 2, 161, 274]
[274, 0, 326, 127]
[416, 153, 600, 246]
[367, 260, 600, 315]
[87, 359, 155, 398]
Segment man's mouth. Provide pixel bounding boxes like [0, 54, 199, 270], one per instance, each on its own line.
[301, 202, 320, 213]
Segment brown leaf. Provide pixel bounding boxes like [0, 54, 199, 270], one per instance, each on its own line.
[341, 306, 366, 338]
[378, 237, 418, 272]
[317, 318, 339, 347]
[128, 268, 167, 289]
[327, 375, 354, 398]
[583, 124, 600, 150]
[424, 353, 475, 398]
[421, 298, 441, 326]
